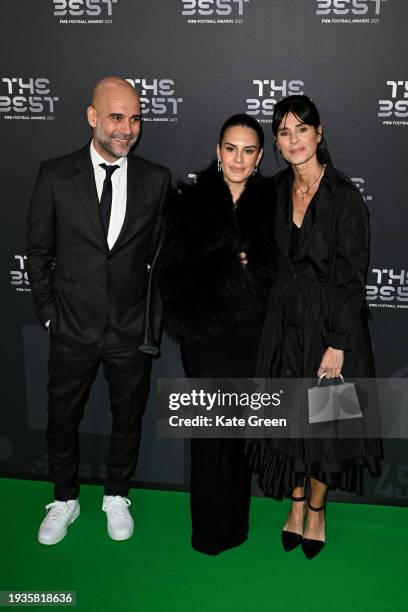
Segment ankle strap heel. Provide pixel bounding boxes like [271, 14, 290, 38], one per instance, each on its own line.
[307, 502, 325, 512]
[301, 501, 326, 560]
[281, 495, 307, 552]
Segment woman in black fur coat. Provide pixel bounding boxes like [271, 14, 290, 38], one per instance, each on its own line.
[157, 114, 276, 555]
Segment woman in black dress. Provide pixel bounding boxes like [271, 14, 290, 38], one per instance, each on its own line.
[248, 95, 383, 559]
[158, 114, 275, 555]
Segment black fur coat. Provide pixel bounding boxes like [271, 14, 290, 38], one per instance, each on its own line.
[157, 165, 276, 342]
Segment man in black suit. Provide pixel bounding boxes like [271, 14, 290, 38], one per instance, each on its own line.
[27, 76, 170, 545]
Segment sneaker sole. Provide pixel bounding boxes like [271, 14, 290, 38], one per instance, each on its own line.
[38, 505, 80, 545]
[107, 524, 134, 541]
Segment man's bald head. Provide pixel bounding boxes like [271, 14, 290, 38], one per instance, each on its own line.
[91, 76, 139, 109]
[87, 76, 141, 162]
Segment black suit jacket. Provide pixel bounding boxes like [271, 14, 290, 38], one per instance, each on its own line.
[27, 144, 171, 350]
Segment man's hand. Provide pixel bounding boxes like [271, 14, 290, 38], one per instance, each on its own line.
[239, 251, 248, 266]
[317, 347, 344, 379]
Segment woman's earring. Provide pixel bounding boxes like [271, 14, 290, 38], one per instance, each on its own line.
[217, 159, 222, 173]
[252, 164, 258, 176]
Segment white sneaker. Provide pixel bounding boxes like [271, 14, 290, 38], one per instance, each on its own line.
[38, 499, 80, 545]
[102, 495, 134, 541]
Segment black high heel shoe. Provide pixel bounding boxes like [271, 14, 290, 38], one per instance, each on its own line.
[281, 495, 306, 552]
[301, 502, 326, 560]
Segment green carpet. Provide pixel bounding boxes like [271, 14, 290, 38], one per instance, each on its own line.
[0, 479, 406, 611]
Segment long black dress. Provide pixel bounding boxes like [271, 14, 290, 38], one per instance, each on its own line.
[248, 164, 383, 498]
[157, 165, 275, 554]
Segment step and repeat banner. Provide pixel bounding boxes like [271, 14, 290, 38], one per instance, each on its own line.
[1, 0, 407, 505]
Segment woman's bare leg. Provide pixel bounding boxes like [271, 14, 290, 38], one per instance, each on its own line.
[282, 484, 306, 535]
[304, 477, 327, 541]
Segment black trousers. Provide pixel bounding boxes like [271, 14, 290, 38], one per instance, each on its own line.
[190, 438, 252, 555]
[181, 318, 262, 555]
[47, 329, 152, 501]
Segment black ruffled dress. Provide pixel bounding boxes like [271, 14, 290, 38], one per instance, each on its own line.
[248, 164, 383, 498]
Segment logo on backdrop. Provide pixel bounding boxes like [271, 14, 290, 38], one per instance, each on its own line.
[351, 177, 373, 203]
[181, 0, 250, 24]
[10, 255, 30, 293]
[0, 78, 59, 121]
[245, 80, 305, 123]
[378, 81, 408, 127]
[366, 268, 408, 309]
[126, 79, 183, 122]
[52, 0, 118, 24]
[315, 0, 387, 24]
[374, 462, 408, 500]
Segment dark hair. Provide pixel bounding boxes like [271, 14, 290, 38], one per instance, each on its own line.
[272, 95, 331, 164]
[219, 113, 264, 149]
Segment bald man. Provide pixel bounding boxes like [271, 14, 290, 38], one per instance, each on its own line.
[27, 77, 171, 544]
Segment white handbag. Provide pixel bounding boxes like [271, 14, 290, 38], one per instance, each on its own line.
[308, 374, 363, 424]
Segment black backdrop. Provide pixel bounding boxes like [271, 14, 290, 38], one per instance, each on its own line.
[1, 0, 407, 505]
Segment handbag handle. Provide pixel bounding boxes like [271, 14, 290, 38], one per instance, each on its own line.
[317, 372, 344, 386]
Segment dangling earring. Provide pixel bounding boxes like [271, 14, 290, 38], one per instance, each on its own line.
[252, 164, 258, 176]
[217, 159, 222, 173]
